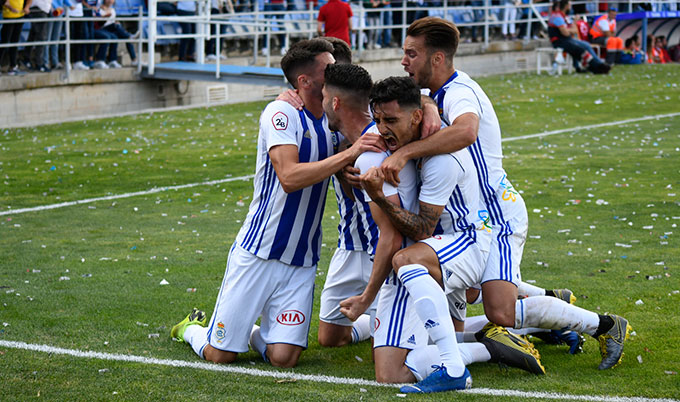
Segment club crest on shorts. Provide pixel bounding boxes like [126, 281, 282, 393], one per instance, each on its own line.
[215, 322, 226, 343]
[272, 111, 288, 131]
[276, 309, 305, 326]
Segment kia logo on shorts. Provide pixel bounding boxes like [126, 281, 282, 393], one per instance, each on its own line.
[277, 310, 305, 326]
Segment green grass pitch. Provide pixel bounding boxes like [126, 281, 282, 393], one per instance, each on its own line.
[0, 65, 678, 400]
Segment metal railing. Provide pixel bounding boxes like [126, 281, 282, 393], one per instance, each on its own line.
[0, 0, 670, 81]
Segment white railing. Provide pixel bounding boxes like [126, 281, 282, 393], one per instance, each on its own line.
[1, 0, 671, 80]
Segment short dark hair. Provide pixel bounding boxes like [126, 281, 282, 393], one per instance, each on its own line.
[370, 76, 422, 113]
[324, 63, 372, 104]
[406, 17, 460, 61]
[321, 36, 352, 64]
[280, 39, 334, 88]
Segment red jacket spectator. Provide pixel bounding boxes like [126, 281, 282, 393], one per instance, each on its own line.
[575, 18, 589, 41]
[317, 0, 353, 45]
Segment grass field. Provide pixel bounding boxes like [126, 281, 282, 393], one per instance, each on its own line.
[1, 64, 679, 401]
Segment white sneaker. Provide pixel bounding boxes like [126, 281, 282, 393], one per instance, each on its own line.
[219, 54, 226, 60]
[206, 54, 217, 61]
[261, 47, 268, 56]
[73, 61, 90, 70]
[555, 51, 566, 65]
[108, 60, 122, 69]
[131, 59, 139, 67]
[131, 30, 141, 40]
[93, 60, 109, 69]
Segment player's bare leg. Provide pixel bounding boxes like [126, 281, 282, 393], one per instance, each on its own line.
[374, 347, 415, 383]
[481, 279, 518, 327]
[203, 345, 238, 364]
[318, 321, 353, 347]
[266, 343, 303, 368]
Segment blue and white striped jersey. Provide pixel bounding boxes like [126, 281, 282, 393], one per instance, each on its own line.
[416, 150, 482, 237]
[353, 126, 418, 254]
[236, 101, 340, 267]
[332, 122, 379, 252]
[426, 70, 524, 227]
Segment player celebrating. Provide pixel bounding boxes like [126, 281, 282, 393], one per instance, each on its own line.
[347, 77, 544, 393]
[380, 16, 631, 372]
[169, 39, 383, 368]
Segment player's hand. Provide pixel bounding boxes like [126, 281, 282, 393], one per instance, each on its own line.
[342, 165, 362, 189]
[348, 132, 385, 159]
[380, 151, 407, 186]
[340, 295, 371, 322]
[276, 89, 304, 110]
[360, 167, 385, 200]
[421, 101, 442, 139]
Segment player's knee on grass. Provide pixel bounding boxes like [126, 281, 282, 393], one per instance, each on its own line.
[203, 345, 238, 364]
[317, 321, 353, 347]
[374, 348, 415, 383]
[267, 344, 303, 368]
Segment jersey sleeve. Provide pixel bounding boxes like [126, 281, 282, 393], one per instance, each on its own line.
[260, 101, 300, 152]
[354, 151, 398, 200]
[443, 85, 482, 123]
[418, 154, 462, 206]
[550, 15, 566, 27]
[347, 3, 353, 17]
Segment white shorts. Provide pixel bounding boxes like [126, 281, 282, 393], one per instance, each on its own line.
[373, 272, 429, 350]
[320, 248, 377, 326]
[482, 191, 528, 286]
[420, 231, 489, 322]
[206, 244, 316, 353]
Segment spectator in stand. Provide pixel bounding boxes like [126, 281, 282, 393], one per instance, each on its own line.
[501, 0, 519, 40]
[574, 15, 589, 41]
[620, 35, 642, 64]
[364, 0, 387, 49]
[653, 35, 670, 63]
[589, 7, 624, 64]
[646, 34, 657, 63]
[263, 0, 286, 55]
[548, 0, 610, 74]
[70, 0, 98, 70]
[669, 40, 680, 62]
[44, 0, 75, 70]
[657, 35, 672, 62]
[95, 0, 138, 67]
[23, 0, 51, 71]
[1, 0, 31, 75]
[206, 0, 234, 60]
[317, 0, 353, 45]
[177, 0, 196, 61]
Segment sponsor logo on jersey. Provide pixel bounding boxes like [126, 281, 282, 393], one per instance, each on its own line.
[303, 130, 312, 139]
[445, 269, 453, 281]
[276, 309, 305, 326]
[272, 111, 288, 131]
[424, 319, 439, 329]
[407, 334, 416, 345]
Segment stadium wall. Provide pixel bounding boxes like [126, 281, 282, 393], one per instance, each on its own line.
[0, 43, 537, 128]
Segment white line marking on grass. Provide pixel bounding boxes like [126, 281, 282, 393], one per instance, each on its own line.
[503, 112, 680, 143]
[0, 340, 677, 402]
[4, 111, 679, 217]
[0, 175, 254, 217]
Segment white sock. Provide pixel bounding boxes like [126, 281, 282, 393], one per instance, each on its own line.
[405, 345, 440, 381]
[398, 264, 465, 377]
[351, 314, 372, 344]
[462, 331, 478, 342]
[463, 314, 489, 334]
[249, 325, 269, 362]
[509, 327, 550, 336]
[515, 296, 600, 335]
[184, 325, 208, 359]
[459, 342, 492, 365]
[518, 281, 547, 298]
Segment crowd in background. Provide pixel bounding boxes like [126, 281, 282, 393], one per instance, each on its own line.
[1, 0, 678, 75]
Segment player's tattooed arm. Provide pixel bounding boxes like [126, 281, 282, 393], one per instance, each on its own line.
[372, 197, 442, 241]
[361, 167, 442, 240]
